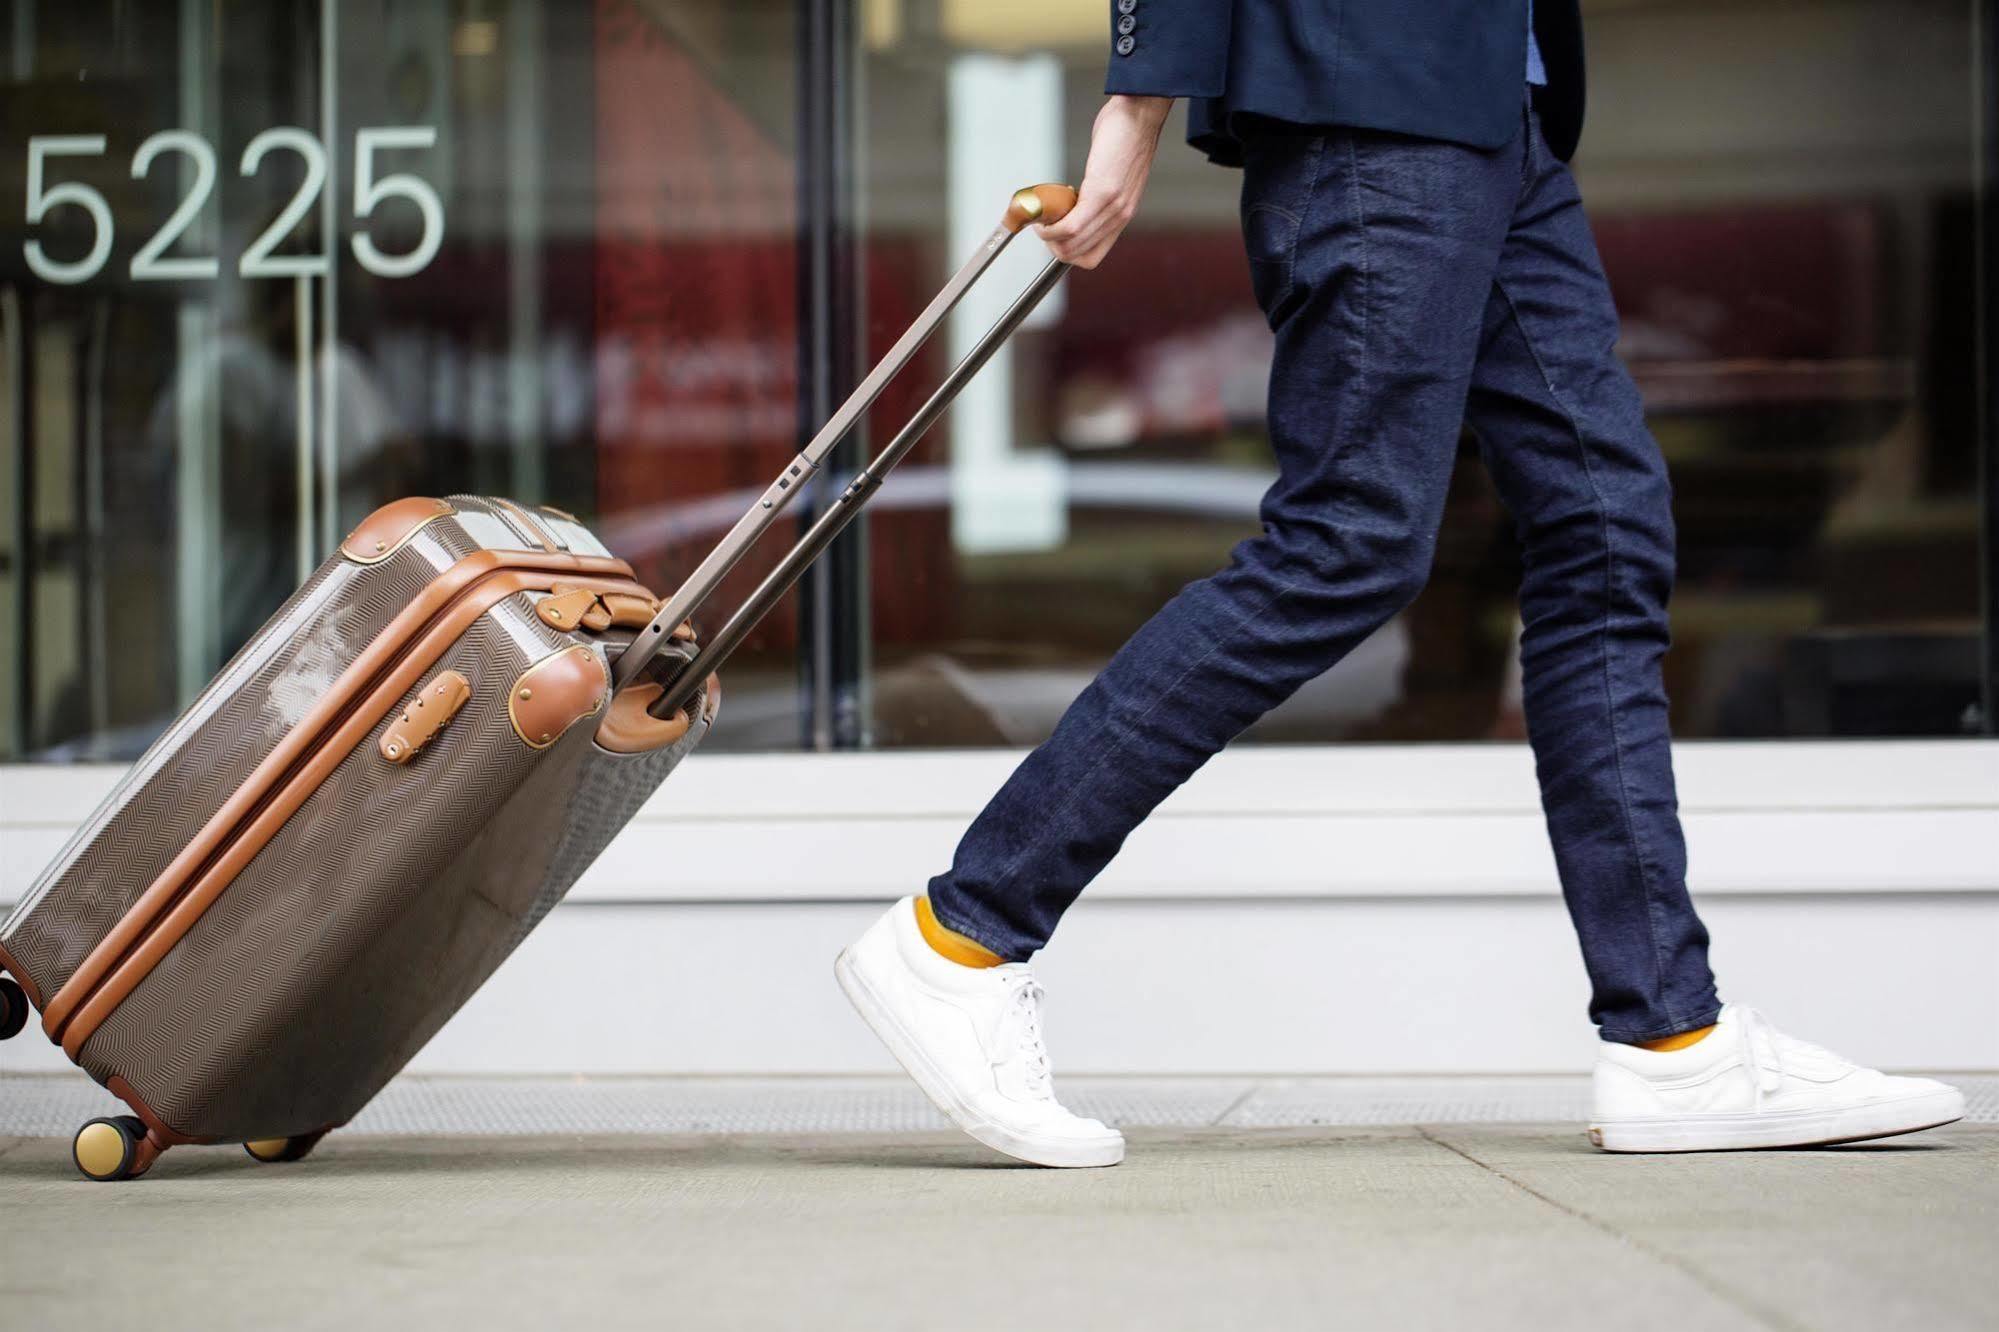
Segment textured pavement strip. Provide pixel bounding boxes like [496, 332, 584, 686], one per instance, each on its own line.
[0, 1125, 1992, 1331]
[0, 1071, 1995, 1136]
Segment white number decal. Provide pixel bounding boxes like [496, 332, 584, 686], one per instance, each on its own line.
[129, 131, 220, 280]
[21, 127, 444, 285]
[239, 128, 330, 278]
[24, 135, 113, 284]
[351, 127, 443, 278]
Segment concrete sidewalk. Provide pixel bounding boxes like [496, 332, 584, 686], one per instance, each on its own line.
[5, 1070, 1994, 1136]
[0, 1122, 1992, 1331]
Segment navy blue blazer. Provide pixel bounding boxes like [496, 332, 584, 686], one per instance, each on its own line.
[1105, 0, 1586, 165]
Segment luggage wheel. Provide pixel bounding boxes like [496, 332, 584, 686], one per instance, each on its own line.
[73, 1116, 162, 1182]
[0, 977, 27, 1041]
[245, 1129, 328, 1164]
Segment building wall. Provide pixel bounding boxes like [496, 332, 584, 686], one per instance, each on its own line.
[6, 740, 1993, 1074]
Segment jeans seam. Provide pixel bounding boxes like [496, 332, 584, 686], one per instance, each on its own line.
[956, 137, 1346, 930]
[1345, 135, 1370, 387]
[965, 574, 1303, 928]
[924, 895, 1025, 964]
[1492, 275, 1675, 1014]
[1520, 95, 1536, 189]
[1279, 136, 1329, 317]
[973, 129, 1346, 903]
[1598, 1003, 1724, 1045]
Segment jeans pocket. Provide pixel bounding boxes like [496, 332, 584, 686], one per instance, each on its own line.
[1239, 131, 1324, 327]
[1242, 202, 1301, 319]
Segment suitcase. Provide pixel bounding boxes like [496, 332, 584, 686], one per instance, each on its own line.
[0, 183, 1077, 1180]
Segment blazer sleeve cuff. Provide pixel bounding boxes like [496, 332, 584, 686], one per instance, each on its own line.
[1102, 1, 1230, 100]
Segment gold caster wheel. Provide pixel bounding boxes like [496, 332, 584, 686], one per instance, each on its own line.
[0, 977, 27, 1041]
[74, 1115, 158, 1182]
[244, 1130, 326, 1164]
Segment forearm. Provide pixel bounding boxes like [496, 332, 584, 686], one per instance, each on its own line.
[1112, 93, 1175, 134]
[1036, 94, 1172, 269]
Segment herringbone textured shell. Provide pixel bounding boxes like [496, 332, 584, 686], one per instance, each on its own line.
[1, 499, 700, 1143]
[0, 502, 504, 993]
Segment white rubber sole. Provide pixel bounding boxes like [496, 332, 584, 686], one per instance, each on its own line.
[834, 947, 1125, 1169]
[1589, 1086, 1966, 1153]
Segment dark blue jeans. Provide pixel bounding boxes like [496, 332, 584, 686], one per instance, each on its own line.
[930, 101, 1721, 1043]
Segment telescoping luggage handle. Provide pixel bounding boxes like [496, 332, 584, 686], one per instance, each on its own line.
[610, 182, 1079, 718]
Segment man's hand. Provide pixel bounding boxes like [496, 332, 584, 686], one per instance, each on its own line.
[1038, 95, 1173, 270]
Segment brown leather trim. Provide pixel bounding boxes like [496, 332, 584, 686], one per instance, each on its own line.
[534, 586, 601, 632]
[491, 498, 558, 552]
[60, 566, 651, 1059]
[339, 497, 454, 564]
[107, 1075, 207, 1147]
[594, 591, 659, 629]
[595, 671, 720, 755]
[0, 938, 45, 1009]
[508, 645, 611, 750]
[594, 683, 692, 753]
[536, 586, 669, 634]
[379, 669, 472, 764]
[42, 547, 637, 1044]
[128, 1133, 165, 1177]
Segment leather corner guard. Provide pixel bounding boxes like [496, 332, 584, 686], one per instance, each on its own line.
[596, 672, 719, 754]
[508, 645, 610, 750]
[379, 670, 472, 764]
[339, 497, 454, 564]
[43, 547, 642, 1052]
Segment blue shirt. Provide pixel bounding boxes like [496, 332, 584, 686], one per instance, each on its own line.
[1527, 0, 1547, 86]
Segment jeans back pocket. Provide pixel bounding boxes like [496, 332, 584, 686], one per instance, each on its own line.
[1239, 132, 1323, 327]
[1242, 202, 1302, 319]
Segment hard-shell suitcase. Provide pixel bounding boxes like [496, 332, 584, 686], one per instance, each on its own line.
[0, 184, 1077, 1179]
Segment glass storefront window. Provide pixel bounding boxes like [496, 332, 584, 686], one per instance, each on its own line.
[1, 0, 808, 759]
[2, 0, 1993, 762]
[855, 0, 1992, 746]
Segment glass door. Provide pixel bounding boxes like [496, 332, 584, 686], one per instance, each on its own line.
[3, 0, 812, 761]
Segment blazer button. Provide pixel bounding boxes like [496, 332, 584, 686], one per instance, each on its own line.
[1117, 0, 1136, 11]
[1117, 14, 1135, 34]
[1115, 34, 1135, 55]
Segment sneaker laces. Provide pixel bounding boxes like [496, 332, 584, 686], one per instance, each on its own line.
[1736, 1006, 1850, 1102]
[1738, 1006, 1786, 1099]
[997, 970, 1054, 1100]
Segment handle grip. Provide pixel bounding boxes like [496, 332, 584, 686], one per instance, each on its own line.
[1003, 183, 1080, 232]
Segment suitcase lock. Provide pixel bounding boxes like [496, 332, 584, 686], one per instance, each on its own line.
[380, 671, 473, 764]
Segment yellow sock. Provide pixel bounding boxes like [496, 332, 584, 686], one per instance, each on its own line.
[1634, 1024, 1717, 1052]
[914, 896, 1005, 969]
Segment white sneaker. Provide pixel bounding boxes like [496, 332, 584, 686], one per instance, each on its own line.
[1590, 1002, 1965, 1153]
[835, 897, 1125, 1168]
